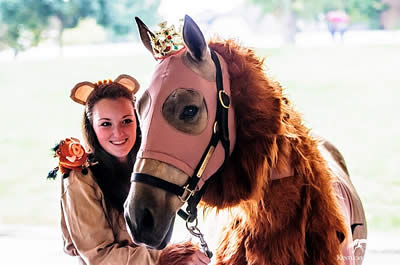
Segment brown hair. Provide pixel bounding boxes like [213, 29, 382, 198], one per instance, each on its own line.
[83, 82, 141, 213]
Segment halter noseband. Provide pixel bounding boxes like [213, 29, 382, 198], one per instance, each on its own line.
[131, 49, 231, 223]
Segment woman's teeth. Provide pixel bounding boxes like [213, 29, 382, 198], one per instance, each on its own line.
[111, 139, 128, 145]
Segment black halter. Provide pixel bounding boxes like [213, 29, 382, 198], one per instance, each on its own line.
[131, 48, 231, 223]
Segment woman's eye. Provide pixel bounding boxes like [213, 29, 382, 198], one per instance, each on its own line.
[100, 121, 112, 127]
[122, 119, 133, 125]
[179, 105, 198, 121]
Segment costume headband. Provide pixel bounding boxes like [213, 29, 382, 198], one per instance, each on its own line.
[70, 74, 140, 105]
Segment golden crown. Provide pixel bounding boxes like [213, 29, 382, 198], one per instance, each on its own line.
[151, 20, 185, 59]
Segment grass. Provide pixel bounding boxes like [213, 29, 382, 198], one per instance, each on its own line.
[0, 43, 399, 235]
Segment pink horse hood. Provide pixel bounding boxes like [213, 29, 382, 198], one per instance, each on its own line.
[136, 49, 236, 189]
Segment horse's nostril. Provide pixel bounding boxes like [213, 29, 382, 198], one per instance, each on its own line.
[141, 208, 154, 231]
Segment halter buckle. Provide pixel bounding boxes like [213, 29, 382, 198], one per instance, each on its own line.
[178, 184, 196, 203]
[219, 90, 230, 109]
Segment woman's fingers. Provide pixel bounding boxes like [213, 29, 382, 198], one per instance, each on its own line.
[194, 249, 211, 264]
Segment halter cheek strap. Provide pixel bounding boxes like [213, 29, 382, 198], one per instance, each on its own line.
[176, 49, 230, 221]
[131, 48, 230, 223]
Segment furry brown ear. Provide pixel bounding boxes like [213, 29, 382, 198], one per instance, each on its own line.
[70, 82, 95, 105]
[115, 74, 140, 94]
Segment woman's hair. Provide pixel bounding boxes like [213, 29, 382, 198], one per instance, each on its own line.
[82, 82, 141, 213]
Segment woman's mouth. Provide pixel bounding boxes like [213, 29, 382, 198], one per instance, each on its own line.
[110, 138, 128, 145]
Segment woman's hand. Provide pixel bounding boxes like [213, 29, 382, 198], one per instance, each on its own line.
[158, 242, 211, 265]
[184, 249, 210, 265]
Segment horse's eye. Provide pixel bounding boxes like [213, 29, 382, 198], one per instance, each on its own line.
[179, 105, 198, 121]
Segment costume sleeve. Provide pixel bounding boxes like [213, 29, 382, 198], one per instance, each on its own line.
[61, 171, 160, 265]
[61, 200, 79, 256]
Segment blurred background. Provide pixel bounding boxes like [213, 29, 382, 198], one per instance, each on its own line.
[0, 0, 399, 264]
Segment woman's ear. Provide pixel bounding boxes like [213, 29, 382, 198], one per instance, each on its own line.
[115, 74, 140, 94]
[70, 82, 95, 105]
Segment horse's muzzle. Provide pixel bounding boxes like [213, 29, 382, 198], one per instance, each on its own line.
[123, 185, 176, 249]
[124, 202, 158, 245]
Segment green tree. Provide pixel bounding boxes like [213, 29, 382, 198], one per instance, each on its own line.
[345, 0, 387, 28]
[251, 0, 388, 43]
[0, 0, 162, 55]
[0, 0, 96, 55]
[46, 0, 98, 51]
[0, 0, 50, 56]
[96, 0, 161, 39]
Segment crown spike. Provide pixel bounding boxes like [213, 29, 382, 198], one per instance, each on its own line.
[150, 19, 185, 59]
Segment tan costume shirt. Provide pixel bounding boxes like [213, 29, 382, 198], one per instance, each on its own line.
[60, 168, 160, 265]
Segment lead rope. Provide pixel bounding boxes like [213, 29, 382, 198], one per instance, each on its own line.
[186, 217, 213, 258]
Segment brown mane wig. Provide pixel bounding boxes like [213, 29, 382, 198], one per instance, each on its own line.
[201, 39, 349, 265]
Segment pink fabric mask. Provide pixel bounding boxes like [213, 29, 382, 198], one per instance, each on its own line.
[136, 49, 236, 189]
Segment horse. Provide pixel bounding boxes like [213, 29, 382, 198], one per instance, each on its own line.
[124, 15, 367, 265]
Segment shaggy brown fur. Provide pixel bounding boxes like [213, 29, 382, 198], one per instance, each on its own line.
[199, 39, 350, 265]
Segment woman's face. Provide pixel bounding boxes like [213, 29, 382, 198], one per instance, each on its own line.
[92, 97, 136, 163]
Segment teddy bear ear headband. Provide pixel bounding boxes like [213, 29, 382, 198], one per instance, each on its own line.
[70, 74, 140, 105]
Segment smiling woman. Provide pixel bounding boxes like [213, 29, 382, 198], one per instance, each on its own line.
[90, 97, 137, 163]
[52, 75, 211, 265]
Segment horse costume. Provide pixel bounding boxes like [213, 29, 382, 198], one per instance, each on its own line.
[124, 15, 367, 265]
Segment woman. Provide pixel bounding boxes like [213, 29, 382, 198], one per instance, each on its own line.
[57, 74, 210, 265]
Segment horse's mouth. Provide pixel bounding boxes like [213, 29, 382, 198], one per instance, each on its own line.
[151, 218, 175, 249]
[125, 213, 175, 250]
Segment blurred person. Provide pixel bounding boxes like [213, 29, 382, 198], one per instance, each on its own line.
[327, 10, 350, 41]
[51, 75, 210, 265]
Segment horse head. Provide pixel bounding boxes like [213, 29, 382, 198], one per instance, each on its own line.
[123, 15, 368, 265]
[124, 15, 236, 249]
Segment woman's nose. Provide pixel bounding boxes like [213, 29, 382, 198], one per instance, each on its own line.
[113, 125, 125, 137]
